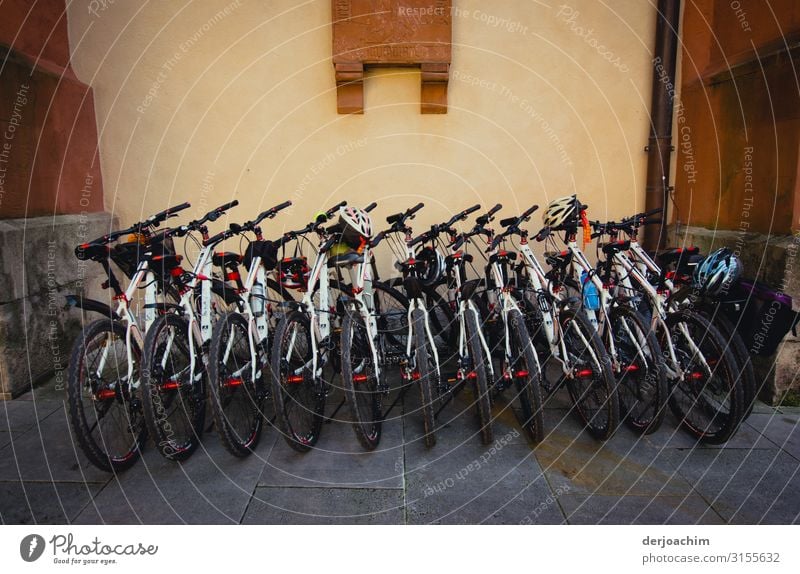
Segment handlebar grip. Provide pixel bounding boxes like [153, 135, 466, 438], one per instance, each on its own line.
[643, 218, 662, 225]
[643, 207, 663, 218]
[521, 204, 539, 219]
[364, 202, 377, 213]
[204, 229, 233, 246]
[326, 200, 347, 217]
[487, 203, 502, 217]
[451, 235, 465, 251]
[215, 200, 239, 213]
[161, 202, 191, 219]
[462, 204, 481, 219]
[409, 232, 428, 247]
[370, 230, 386, 248]
[408, 202, 424, 216]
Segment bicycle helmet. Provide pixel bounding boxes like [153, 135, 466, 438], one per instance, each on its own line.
[337, 205, 373, 248]
[693, 247, 742, 296]
[543, 195, 580, 228]
[415, 245, 445, 287]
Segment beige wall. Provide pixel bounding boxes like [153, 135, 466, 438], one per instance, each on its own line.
[67, 0, 655, 248]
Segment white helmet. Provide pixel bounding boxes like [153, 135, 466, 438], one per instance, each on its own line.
[542, 195, 580, 228]
[338, 205, 373, 249]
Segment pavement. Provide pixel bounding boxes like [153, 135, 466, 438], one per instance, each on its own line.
[1, 376, 799, 525]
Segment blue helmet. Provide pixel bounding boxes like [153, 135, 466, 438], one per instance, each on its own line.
[692, 248, 742, 295]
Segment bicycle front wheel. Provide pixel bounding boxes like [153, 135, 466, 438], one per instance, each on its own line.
[464, 308, 493, 444]
[508, 309, 545, 443]
[663, 310, 743, 444]
[67, 319, 146, 472]
[609, 304, 668, 434]
[341, 310, 383, 450]
[140, 313, 206, 461]
[208, 312, 267, 457]
[270, 311, 324, 452]
[560, 308, 619, 440]
[410, 308, 437, 447]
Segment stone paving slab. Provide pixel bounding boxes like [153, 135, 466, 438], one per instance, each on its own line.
[259, 417, 404, 489]
[2, 383, 800, 525]
[664, 448, 800, 524]
[403, 398, 559, 524]
[0, 399, 63, 433]
[536, 409, 694, 498]
[645, 413, 779, 450]
[73, 434, 274, 524]
[0, 403, 109, 483]
[559, 494, 726, 525]
[0, 480, 105, 524]
[745, 413, 800, 461]
[242, 487, 404, 524]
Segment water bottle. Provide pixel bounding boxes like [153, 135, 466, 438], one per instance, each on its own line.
[581, 271, 600, 311]
[251, 281, 265, 316]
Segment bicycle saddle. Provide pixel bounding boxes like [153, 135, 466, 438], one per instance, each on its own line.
[601, 240, 631, 255]
[212, 251, 243, 268]
[327, 252, 364, 268]
[657, 246, 700, 266]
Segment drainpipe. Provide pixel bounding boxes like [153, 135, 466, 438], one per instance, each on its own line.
[643, 0, 681, 252]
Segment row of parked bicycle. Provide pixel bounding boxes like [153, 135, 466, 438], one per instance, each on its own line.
[64, 195, 797, 472]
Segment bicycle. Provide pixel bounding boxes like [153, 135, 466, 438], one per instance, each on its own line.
[206, 201, 296, 457]
[596, 210, 744, 443]
[139, 201, 246, 461]
[413, 204, 496, 444]
[350, 202, 441, 447]
[476, 205, 546, 442]
[269, 201, 350, 452]
[541, 197, 668, 434]
[503, 207, 619, 440]
[66, 202, 191, 472]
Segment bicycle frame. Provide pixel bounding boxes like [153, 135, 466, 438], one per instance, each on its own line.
[612, 238, 714, 381]
[516, 239, 602, 380]
[446, 251, 495, 382]
[485, 243, 541, 383]
[398, 233, 442, 384]
[96, 259, 160, 390]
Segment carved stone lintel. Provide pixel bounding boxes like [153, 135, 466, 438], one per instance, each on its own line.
[335, 62, 365, 114]
[332, 0, 452, 114]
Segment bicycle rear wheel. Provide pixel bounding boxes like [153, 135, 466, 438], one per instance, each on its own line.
[270, 311, 324, 452]
[560, 308, 619, 440]
[341, 310, 383, 450]
[67, 319, 146, 472]
[663, 310, 743, 444]
[208, 312, 267, 457]
[609, 304, 668, 434]
[140, 313, 206, 461]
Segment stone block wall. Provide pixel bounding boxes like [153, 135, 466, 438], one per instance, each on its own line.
[0, 213, 114, 399]
[669, 224, 800, 404]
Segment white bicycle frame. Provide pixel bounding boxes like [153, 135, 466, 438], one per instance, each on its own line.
[399, 236, 441, 382]
[516, 239, 602, 378]
[612, 238, 713, 381]
[484, 243, 542, 380]
[218, 247, 271, 386]
[94, 259, 159, 389]
[446, 249, 495, 382]
[159, 241, 216, 385]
